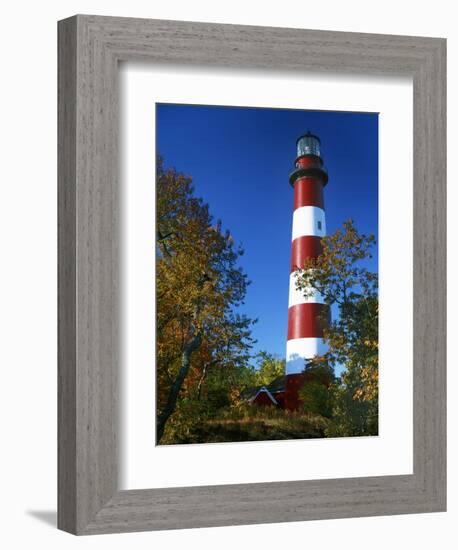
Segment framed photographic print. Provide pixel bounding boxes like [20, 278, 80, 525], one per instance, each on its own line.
[58, 15, 446, 534]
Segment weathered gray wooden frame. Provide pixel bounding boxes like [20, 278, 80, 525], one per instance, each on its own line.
[58, 14, 446, 535]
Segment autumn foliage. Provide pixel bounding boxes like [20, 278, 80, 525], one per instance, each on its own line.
[156, 159, 378, 443]
[156, 158, 256, 442]
[295, 219, 379, 436]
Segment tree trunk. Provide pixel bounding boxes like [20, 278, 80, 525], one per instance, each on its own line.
[196, 359, 217, 401]
[156, 333, 201, 443]
[196, 363, 208, 401]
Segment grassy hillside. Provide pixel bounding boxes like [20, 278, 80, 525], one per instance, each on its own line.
[160, 406, 329, 445]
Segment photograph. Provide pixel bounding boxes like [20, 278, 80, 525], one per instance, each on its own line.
[155, 103, 379, 445]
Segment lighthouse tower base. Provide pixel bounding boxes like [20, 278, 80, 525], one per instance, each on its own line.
[284, 373, 306, 411]
[284, 336, 329, 410]
[284, 369, 333, 411]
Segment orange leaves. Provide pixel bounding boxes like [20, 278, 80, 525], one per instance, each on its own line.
[156, 159, 255, 440]
[294, 219, 379, 437]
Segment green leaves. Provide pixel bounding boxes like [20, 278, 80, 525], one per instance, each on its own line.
[295, 219, 379, 437]
[156, 161, 379, 442]
[253, 351, 285, 386]
[156, 157, 256, 442]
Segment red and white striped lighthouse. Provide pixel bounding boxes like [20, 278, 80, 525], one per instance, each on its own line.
[285, 133, 330, 410]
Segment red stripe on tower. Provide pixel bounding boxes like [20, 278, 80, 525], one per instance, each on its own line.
[285, 132, 330, 410]
[294, 178, 325, 209]
[290, 236, 323, 272]
[287, 303, 331, 340]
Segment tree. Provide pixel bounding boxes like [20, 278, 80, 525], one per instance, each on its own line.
[253, 351, 285, 386]
[156, 158, 255, 442]
[298, 366, 334, 418]
[295, 219, 378, 436]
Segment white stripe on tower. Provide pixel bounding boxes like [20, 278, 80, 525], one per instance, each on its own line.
[288, 272, 324, 307]
[292, 206, 326, 240]
[286, 338, 328, 374]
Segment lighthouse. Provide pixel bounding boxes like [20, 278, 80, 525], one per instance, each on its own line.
[285, 133, 330, 410]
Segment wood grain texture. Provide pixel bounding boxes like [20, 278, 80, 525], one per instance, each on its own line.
[57, 14, 446, 535]
[57, 16, 77, 533]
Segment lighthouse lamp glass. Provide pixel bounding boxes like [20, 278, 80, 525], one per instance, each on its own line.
[297, 135, 321, 158]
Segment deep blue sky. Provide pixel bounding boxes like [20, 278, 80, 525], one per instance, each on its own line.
[156, 103, 378, 360]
